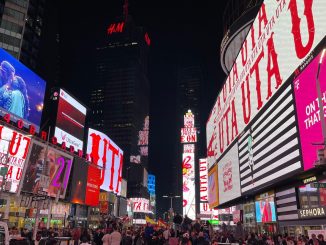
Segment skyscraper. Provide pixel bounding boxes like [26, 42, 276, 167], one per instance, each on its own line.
[0, 0, 47, 70]
[89, 15, 150, 199]
[174, 55, 206, 215]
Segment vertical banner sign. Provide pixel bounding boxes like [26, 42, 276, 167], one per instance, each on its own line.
[181, 110, 197, 220]
[199, 158, 213, 219]
[207, 0, 326, 170]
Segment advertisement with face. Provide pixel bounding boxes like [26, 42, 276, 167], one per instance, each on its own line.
[293, 50, 326, 170]
[206, 0, 326, 170]
[255, 198, 277, 223]
[0, 49, 46, 132]
[22, 140, 73, 198]
[208, 165, 219, 208]
[87, 128, 124, 195]
[0, 125, 31, 193]
[54, 89, 87, 152]
[218, 144, 241, 204]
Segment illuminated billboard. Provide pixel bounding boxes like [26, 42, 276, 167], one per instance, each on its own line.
[0, 49, 46, 131]
[238, 83, 301, 194]
[293, 50, 326, 170]
[129, 198, 150, 213]
[69, 158, 101, 206]
[54, 89, 87, 152]
[87, 128, 123, 195]
[182, 152, 195, 218]
[22, 140, 73, 198]
[199, 158, 208, 202]
[218, 144, 241, 204]
[0, 125, 31, 193]
[255, 193, 277, 223]
[207, 0, 326, 169]
[208, 165, 218, 208]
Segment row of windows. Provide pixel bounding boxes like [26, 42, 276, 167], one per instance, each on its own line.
[7, 0, 28, 8]
[3, 7, 25, 22]
[0, 32, 21, 47]
[0, 19, 23, 33]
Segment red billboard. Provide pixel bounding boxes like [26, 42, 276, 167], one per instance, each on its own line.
[54, 89, 87, 152]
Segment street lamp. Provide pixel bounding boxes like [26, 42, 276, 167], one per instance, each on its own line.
[162, 195, 181, 211]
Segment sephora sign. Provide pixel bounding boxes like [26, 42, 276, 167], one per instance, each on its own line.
[207, 0, 326, 169]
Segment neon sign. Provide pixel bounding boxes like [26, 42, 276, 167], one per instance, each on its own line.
[107, 22, 124, 35]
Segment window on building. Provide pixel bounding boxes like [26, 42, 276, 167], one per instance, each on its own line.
[7, 0, 28, 8]
[0, 19, 23, 33]
[0, 33, 21, 47]
[3, 8, 25, 21]
[298, 180, 326, 208]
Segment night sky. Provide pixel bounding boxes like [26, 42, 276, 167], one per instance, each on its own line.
[50, 0, 228, 216]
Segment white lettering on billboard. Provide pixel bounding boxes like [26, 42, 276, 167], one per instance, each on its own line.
[207, 0, 326, 168]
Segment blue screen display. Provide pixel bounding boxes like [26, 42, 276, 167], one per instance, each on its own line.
[0, 49, 46, 131]
[255, 200, 277, 222]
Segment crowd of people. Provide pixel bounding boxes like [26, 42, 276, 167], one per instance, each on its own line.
[7, 216, 326, 245]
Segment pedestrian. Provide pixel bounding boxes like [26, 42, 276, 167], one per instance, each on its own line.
[109, 225, 122, 245]
[318, 234, 326, 245]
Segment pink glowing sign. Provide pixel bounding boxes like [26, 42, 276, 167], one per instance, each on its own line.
[293, 51, 326, 170]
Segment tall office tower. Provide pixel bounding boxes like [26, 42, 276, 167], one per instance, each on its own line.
[89, 15, 151, 199]
[0, 0, 47, 70]
[174, 55, 205, 215]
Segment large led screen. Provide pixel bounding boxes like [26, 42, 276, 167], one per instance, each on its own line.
[206, 0, 326, 169]
[208, 165, 219, 208]
[182, 152, 196, 219]
[22, 140, 73, 198]
[293, 50, 326, 170]
[87, 128, 123, 195]
[218, 144, 241, 204]
[255, 199, 276, 223]
[70, 158, 88, 205]
[0, 125, 31, 193]
[0, 49, 46, 131]
[54, 89, 86, 152]
[238, 83, 301, 194]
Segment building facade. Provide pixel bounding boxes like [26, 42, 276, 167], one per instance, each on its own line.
[0, 0, 46, 70]
[207, 0, 326, 236]
[89, 16, 150, 199]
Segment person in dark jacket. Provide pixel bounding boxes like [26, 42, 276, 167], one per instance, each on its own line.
[93, 229, 104, 245]
[122, 230, 133, 245]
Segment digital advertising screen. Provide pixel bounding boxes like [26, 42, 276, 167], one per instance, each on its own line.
[85, 163, 101, 206]
[293, 50, 326, 170]
[199, 158, 208, 203]
[129, 198, 150, 213]
[218, 144, 241, 204]
[0, 49, 46, 131]
[70, 158, 88, 205]
[182, 152, 196, 219]
[54, 89, 86, 152]
[22, 140, 73, 198]
[87, 128, 124, 195]
[208, 165, 219, 208]
[0, 125, 31, 193]
[206, 0, 326, 169]
[255, 198, 277, 223]
[238, 83, 301, 194]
